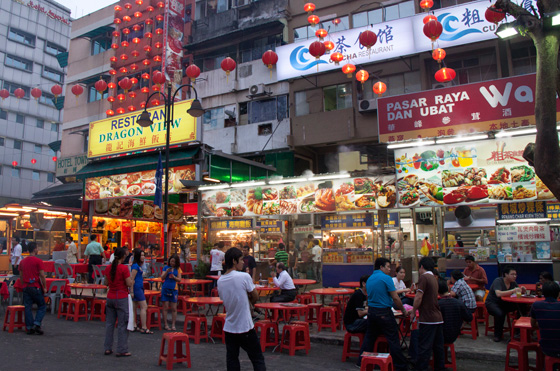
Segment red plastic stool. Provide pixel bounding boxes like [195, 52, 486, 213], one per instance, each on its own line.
[210, 314, 226, 343]
[279, 324, 309, 356]
[318, 306, 338, 332]
[360, 352, 393, 371]
[461, 310, 478, 340]
[90, 298, 106, 321]
[327, 301, 343, 326]
[146, 305, 162, 330]
[296, 293, 312, 305]
[254, 320, 279, 352]
[475, 302, 486, 325]
[307, 303, 322, 325]
[291, 320, 311, 352]
[67, 299, 88, 322]
[158, 332, 192, 370]
[211, 288, 219, 297]
[58, 298, 74, 319]
[545, 355, 560, 371]
[3, 305, 25, 333]
[342, 331, 364, 361]
[485, 308, 512, 336]
[183, 315, 208, 344]
[431, 343, 457, 371]
[177, 296, 192, 316]
[505, 340, 543, 371]
[374, 335, 389, 353]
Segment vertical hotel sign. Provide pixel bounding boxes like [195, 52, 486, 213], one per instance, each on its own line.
[163, 0, 186, 85]
[87, 101, 197, 159]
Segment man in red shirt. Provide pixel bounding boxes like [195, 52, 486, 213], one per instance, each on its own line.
[19, 242, 47, 335]
[463, 255, 488, 299]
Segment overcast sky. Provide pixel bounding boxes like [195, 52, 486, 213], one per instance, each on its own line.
[55, 0, 118, 18]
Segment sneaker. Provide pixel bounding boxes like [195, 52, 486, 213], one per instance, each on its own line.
[26, 328, 35, 335]
[34, 325, 44, 335]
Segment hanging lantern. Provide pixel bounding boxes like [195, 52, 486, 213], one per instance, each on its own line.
[155, 41, 163, 49]
[128, 105, 136, 112]
[116, 107, 125, 114]
[134, 11, 142, 18]
[128, 91, 137, 99]
[12, 161, 18, 167]
[356, 70, 369, 86]
[110, 56, 118, 63]
[121, 40, 129, 48]
[106, 109, 115, 116]
[152, 70, 166, 85]
[423, 20, 443, 43]
[308, 15, 320, 26]
[153, 55, 162, 62]
[122, 28, 130, 35]
[119, 67, 128, 74]
[117, 93, 126, 102]
[308, 41, 326, 60]
[342, 63, 356, 78]
[157, 1, 165, 8]
[51, 84, 62, 99]
[132, 37, 141, 44]
[119, 77, 133, 93]
[303, 2, 315, 14]
[130, 77, 138, 85]
[31, 159, 37, 164]
[485, 5, 506, 24]
[31, 88, 42, 100]
[124, 2, 132, 9]
[144, 45, 152, 54]
[155, 28, 163, 35]
[432, 48, 446, 64]
[359, 30, 378, 51]
[109, 69, 117, 75]
[130, 63, 138, 71]
[420, 0, 434, 10]
[156, 14, 164, 21]
[123, 15, 132, 22]
[142, 58, 151, 66]
[435, 67, 456, 83]
[146, 5, 154, 12]
[0, 89, 9, 100]
[333, 18, 341, 25]
[133, 24, 141, 32]
[145, 32, 153, 39]
[151, 99, 160, 106]
[324, 41, 335, 53]
[373, 81, 387, 97]
[145, 18, 153, 25]
[141, 87, 150, 93]
[108, 82, 116, 89]
[114, 18, 121, 24]
[114, 4, 123, 11]
[221, 57, 236, 82]
[315, 29, 328, 40]
[186, 64, 201, 83]
[111, 43, 119, 49]
[120, 53, 129, 60]
[131, 49, 140, 57]
[112, 30, 120, 38]
[52, 156, 57, 162]
[261, 50, 278, 70]
[330, 52, 344, 65]
[71, 84, 84, 98]
[152, 85, 160, 92]
[423, 14, 437, 24]
[135, 0, 143, 5]
[14, 88, 25, 99]
[95, 79, 108, 93]
[142, 72, 150, 80]
[140, 102, 146, 108]
[108, 96, 116, 103]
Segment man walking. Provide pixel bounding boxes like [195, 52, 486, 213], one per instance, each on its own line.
[218, 247, 266, 371]
[358, 258, 411, 370]
[84, 235, 104, 283]
[19, 242, 47, 335]
[11, 237, 22, 275]
[310, 239, 322, 282]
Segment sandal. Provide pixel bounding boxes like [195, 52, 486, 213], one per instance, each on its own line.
[164, 326, 171, 331]
[170, 326, 176, 331]
[139, 328, 154, 334]
[104, 350, 113, 356]
[116, 352, 132, 357]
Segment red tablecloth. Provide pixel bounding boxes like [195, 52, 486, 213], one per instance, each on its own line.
[13, 278, 71, 296]
[0, 282, 8, 299]
[70, 263, 89, 274]
[43, 261, 55, 273]
[180, 263, 194, 274]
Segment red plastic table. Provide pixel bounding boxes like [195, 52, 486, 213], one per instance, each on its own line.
[186, 296, 224, 316]
[292, 279, 316, 292]
[254, 302, 308, 323]
[519, 284, 536, 292]
[206, 275, 221, 280]
[144, 289, 160, 305]
[180, 279, 212, 296]
[310, 288, 354, 304]
[502, 295, 544, 305]
[70, 263, 90, 274]
[513, 316, 537, 344]
[339, 282, 360, 288]
[68, 283, 107, 298]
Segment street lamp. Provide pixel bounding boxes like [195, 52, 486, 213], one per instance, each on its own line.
[137, 82, 204, 259]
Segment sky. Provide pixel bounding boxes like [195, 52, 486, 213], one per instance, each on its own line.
[55, 0, 118, 18]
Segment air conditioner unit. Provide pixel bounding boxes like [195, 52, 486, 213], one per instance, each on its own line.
[249, 83, 266, 96]
[358, 98, 377, 112]
[432, 82, 452, 89]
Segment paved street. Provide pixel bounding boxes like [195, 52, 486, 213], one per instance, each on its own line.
[0, 309, 507, 371]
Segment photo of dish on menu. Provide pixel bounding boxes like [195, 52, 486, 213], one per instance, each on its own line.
[332, 176, 396, 211]
[93, 199, 184, 223]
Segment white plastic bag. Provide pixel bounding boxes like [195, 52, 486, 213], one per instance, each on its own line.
[127, 294, 135, 331]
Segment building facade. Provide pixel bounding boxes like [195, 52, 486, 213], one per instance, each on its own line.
[0, 0, 71, 204]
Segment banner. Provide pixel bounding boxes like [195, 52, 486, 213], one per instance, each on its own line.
[321, 213, 373, 229]
[378, 73, 560, 142]
[56, 154, 88, 177]
[208, 219, 253, 230]
[88, 100, 197, 158]
[163, 0, 185, 84]
[93, 198, 184, 223]
[498, 202, 547, 220]
[257, 220, 284, 233]
[393, 134, 557, 208]
[497, 224, 550, 242]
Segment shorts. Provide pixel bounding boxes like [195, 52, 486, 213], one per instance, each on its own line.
[132, 286, 146, 302]
[160, 288, 178, 303]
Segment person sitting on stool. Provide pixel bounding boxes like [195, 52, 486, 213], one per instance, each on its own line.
[343, 274, 370, 333]
[270, 262, 297, 303]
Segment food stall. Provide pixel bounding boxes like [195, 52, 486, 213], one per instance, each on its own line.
[257, 219, 285, 259]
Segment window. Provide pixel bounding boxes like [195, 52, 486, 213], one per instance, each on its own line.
[193, 45, 237, 72]
[32, 171, 40, 181]
[323, 83, 352, 111]
[43, 67, 64, 83]
[0, 137, 4, 146]
[511, 43, 536, 76]
[121, 23, 145, 42]
[240, 35, 283, 63]
[358, 71, 421, 100]
[47, 173, 55, 183]
[248, 96, 288, 124]
[353, 1, 414, 28]
[295, 91, 309, 116]
[49, 148, 56, 156]
[3, 82, 29, 99]
[36, 119, 44, 128]
[51, 123, 59, 132]
[0, 109, 6, 120]
[439, 52, 498, 86]
[5, 54, 33, 72]
[202, 107, 225, 130]
[91, 36, 111, 56]
[12, 168, 20, 178]
[45, 42, 66, 56]
[34, 144, 42, 153]
[88, 84, 108, 103]
[8, 28, 35, 47]
[294, 16, 349, 42]
[16, 114, 24, 124]
[39, 92, 56, 107]
[13, 140, 22, 150]
[84, 133, 89, 153]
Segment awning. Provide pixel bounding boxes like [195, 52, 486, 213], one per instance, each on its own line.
[49, 140, 61, 152]
[75, 148, 199, 179]
[31, 182, 83, 209]
[209, 151, 276, 183]
[79, 26, 114, 39]
[56, 52, 68, 68]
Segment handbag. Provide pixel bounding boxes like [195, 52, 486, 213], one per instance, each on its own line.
[162, 287, 175, 298]
[127, 294, 135, 331]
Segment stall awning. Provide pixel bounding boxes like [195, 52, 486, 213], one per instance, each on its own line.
[75, 149, 199, 179]
[31, 182, 83, 209]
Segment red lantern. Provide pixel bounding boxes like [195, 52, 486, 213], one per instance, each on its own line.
[315, 29, 328, 40]
[71, 84, 84, 98]
[108, 82, 116, 89]
[221, 57, 236, 78]
[261, 50, 278, 69]
[12, 161, 18, 167]
[152, 85, 160, 92]
[31, 88, 42, 100]
[111, 43, 119, 49]
[333, 18, 341, 25]
[324, 41, 335, 53]
[130, 77, 138, 85]
[122, 28, 130, 35]
[142, 73, 150, 80]
[128, 105, 136, 112]
[129, 91, 137, 98]
[119, 67, 128, 74]
[95, 79, 108, 93]
[356, 70, 369, 86]
[359, 30, 377, 50]
[144, 45, 152, 54]
[145, 18, 153, 25]
[157, 1, 164, 8]
[114, 5, 123, 11]
[110, 56, 117, 63]
[0, 89, 9, 100]
[420, 0, 434, 10]
[123, 15, 132, 22]
[432, 48, 446, 63]
[151, 99, 160, 106]
[132, 37, 140, 44]
[155, 42, 163, 49]
[156, 14, 164, 21]
[304, 2, 315, 13]
[108, 96, 116, 103]
[485, 5, 506, 24]
[106, 109, 115, 116]
[112, 30, 120, 38]
[330, 52, 344, 65]
[133, 24, 141, 32]
[118, 77, 133, 92]
[114, 18, 121, 24]
[152, 70, 166, 85]
[117, 93, 126, 102]
[308, 41, 326, 60]
[109, 69, 117, 75]
[342, 63, 356, 78]
[141, 87, 150, 93]
[435, 67, 456, 83]
[186, 64, 201, 83]
[130, 63, 138, 71]
[121, 40, 129, 48]
[155, 28, 163, 35]
[116, 107, 125, 114]
[308, 15, 320, 26]
[423, 20, 443, 42]
[140, 102, 146, 108]
[14, 88, 25, 99]
[142, 59, 151, 66]
[124, 2, 132, 9]
[146, 5, 154, 12]
[135, 0, 143, 5]
[52, 156, 57, 162]
[153, 55, 162, 62]
[145, 32, 153, 39]
[373, 81, 387, 97]
[423, 14, 437, 24]
[31, 159, 37, 164]
[51, 84, 62, 98]
[120, 53, 129, 60]
[134, 11, 142, 18]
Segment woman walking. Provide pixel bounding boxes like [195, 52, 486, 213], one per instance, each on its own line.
[160, 254, 182, 331]
[103, 247, 133, 357]
[131, 248, 152, 334]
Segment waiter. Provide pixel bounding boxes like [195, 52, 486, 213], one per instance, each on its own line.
[84, 235, 104, 283]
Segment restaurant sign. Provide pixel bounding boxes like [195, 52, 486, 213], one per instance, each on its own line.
[88, 100, 197, 159]
[547, 202, 560, 221]
[93, 199, 184, 223]
[374, 212, 400, 229]
[162, 0, 185, 83]
[55, 154, 88, 177]
[321, 213, 373, 229]
[208, 219, 253, 230]
[257, 219, 284, 233]
[497, 224, 550, 242]
[498, 201, 547, 220]
[378, 73, 560, 143]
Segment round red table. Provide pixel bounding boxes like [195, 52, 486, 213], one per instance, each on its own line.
[339, 282, 360, 288]
[186, 296, 224, 317]
[206, 275, 221, 280]
[502, 295, 544, 305]
[293, 279, 316, 286]
[144, 289, 160, 305]
[519, 284, 536, 292]
[254, 302, 308, 323]
[68, 283, 107, 298]
[180, 279, 212, 297]
[310, 288, 354, 304]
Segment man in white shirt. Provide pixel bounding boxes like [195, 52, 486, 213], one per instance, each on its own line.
[66, 236, 78, 264]
[210, 242, 225, 275]
[310, 239, 322, 283]
[270, 263, 297, 303]
[218, 247, 266, 371]
[11, 237, 22, 275]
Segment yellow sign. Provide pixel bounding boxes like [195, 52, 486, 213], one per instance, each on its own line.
[88, 100, 197, 158]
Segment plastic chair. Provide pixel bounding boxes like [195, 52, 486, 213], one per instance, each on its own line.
[2, 305, 25, 333]
[342, 331, 365, 362]
[183, 315, 208, 344]
[92, 265, 104, 285]
[62, 264, 76, 283]
[431, 343, 457, 371]
[254, 320, 279, 352]
[461, 310, 478, 340]
[6, 276, 21, 306]
[279, 324, 309, 356]
[545, 355, 560, 371]
[505, 340, 543, 371]
[46, 280, 67, 314]
[360, 353, 393, 371]
[153, 262, 164, 277]
[158, 332, 191, 370]
[318, 306, 338, 332]
[210, 313, 226, 343]
[54, 263, 66, 279]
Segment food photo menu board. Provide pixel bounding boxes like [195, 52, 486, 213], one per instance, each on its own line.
[93, 198, 184, 223]
[394, 134, 556, 208]
[200, 175, 396, 217]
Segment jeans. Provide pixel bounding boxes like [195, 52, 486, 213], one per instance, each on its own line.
[416, 323, 445, 371]
[359, 307, 409, 370]
[313, 262, 322, 282]
[12, 264, 19, 276]
[22, 287, 46, 330]
[225, 329, 266, 371]
[270, 289, 297, 303]
[486, 301, 517, 339]
[105, 298, 129, 354]
[346, 318, 368, 334]
[88, 255, 102, 283]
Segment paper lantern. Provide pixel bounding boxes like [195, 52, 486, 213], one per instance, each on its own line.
[373, 81, 387, 97]
[308, 41, 326, 60]
[112, 30, 120, 38]
[31, 159, 37, 164]
[12, 161, 18, 167]
[107, 96, 116, 103]
[155, 28, 163, 35]
[71, 84, 84, 97]
[359, 30, 377, 50]
[14, 88, 25, 99]
[110, 56, 118, 63]
[356, 70, 369, 86]
[420, 0, 434, 10]
[152, 85, 160, 92]
[435, 67, 456, 83]
[142, 58, 151, 66]
[52, 156, 57, 162]
[142, 72, 150, 80]
[123, 15, 132, 22]
[130, 77, 138, 85]
[130, 63, 138, 71]
[154, 42, 163, 49]
[186, 64, 201, 83]
[304, 3, 315, 13]
[423, 20, 443, 42]
[31, 87, 42, 100]
[134, 11, 142, 18]
[111, 43, 119, 49]
[432, 48, 446, 63]
[132, 37, 140, 44]
[140, 102, 146, 108]
[131, 50, 140, 57]
[221, 57, 236, 78]
[157, 1, 164, 8]
[145, 32, 153, 39]
[144, 45, 152, 54]
[133, 24, 141, 31]
[324, 41, 335, 53]
[108, 82, 116, 89]
[117, 93, 126, 102]
[116, 107, 125, 114]
[152, 70, 166, 85]
[128, 91, 137, 98]
[114, 18, 121, 24]
[51, 84, 62, 97]
[124, 2, 132, 9]
[135, 0, 143, 5]
[114, 5, 123, 11]
[308, 15, 320, 26]
[145, 18, 153, 25]
[109, 69, 117, 75]
[153, 55, 162, 62]
[118, 77, 133, 92]
[332, 18, 341, 25]
[423, 14, 437, 24]
[128, 105, 136, 112]
[119, 67, 128, 74]
[0, 89, 9, 100]
[95, 79, 108, 93]
[141, 87, 150, 93]
[261, 50, 278, 69]
[485, 5, 506, 24]
[121, 40, 129, 48]
[106, 109, 115, 116]
[342, 63, 356, 78]
[330, 52, 343, 65]
[151, 99, 160, 106]
[146, 5, 154, 12]
[122, 28, 130, 35]
[156, 14, 164, 21]
[120, 53, 129, 60]
[315, 28, 328, 40]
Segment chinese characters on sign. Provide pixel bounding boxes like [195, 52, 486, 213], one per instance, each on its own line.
[320, 214, 373, 229]
[373, 213, 400, 229]
[546, 203, 560, 221]
[498, 201, 547, 220]
[257, 220, 284, 234]
[497, 224, 550, 242]
[208, 219, 253, 230]
[55, 155, 88, 177]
